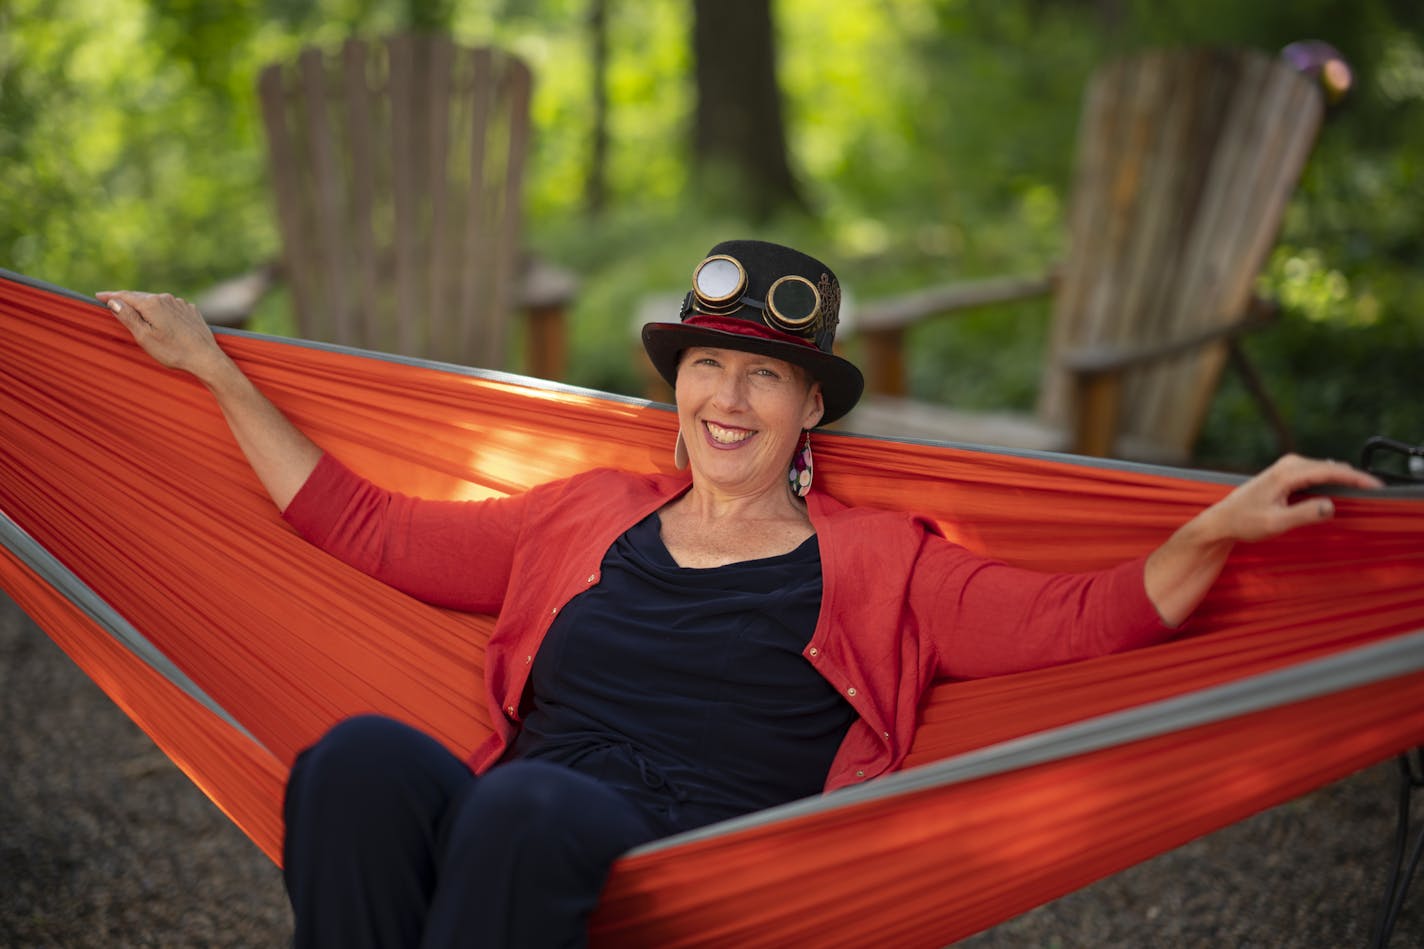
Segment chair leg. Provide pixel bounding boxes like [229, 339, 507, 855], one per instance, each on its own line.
[1071, 369, 1122, 457]
[1370, 749, 1424, 948]
[524, 303, 567, 382]
[861, 327, 907, 398]
[1226, 340, 1294, 456]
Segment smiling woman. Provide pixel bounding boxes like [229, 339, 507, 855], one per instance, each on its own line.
[93, 238, 1383, 949]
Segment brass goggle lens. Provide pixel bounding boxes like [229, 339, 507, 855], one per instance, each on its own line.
[691, 255, 747, 311]
[765, 276, 820, 331]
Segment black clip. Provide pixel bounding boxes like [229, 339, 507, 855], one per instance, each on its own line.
[1360, 436, 1424, 485]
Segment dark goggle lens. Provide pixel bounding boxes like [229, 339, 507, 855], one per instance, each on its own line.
[692, 256, 745, 305]
[766, 276, 820, 329]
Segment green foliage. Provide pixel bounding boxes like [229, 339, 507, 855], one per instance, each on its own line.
[2, 0, 1420, 470]
[1199, 312, 1422, 469]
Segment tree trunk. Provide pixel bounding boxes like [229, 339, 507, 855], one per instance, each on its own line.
[691, 0, 806, 218]
[585, 0, 610, 217]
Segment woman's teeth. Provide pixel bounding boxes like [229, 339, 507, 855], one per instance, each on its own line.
[706, 422, 752, 444]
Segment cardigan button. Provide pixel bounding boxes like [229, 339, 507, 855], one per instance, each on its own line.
[586, 573, 597, 583]
[525, 655, 533, 664]
[808, 647, 819, 657]
[883, 731, 890, 739]
[846, 687, 857, 697]
[856, 769, 865, 778]
[506, 705, 516, 716]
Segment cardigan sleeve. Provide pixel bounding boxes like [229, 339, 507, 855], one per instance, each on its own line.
[281, 452, 531, 613]
[906, 526, 1170, 679]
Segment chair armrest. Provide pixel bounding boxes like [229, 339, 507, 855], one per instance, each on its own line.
[856, 271, 1056, 333]
[194, 262, 281, 329]
[854, 270, 1055, 397]
[1059, 297, 1277, 376]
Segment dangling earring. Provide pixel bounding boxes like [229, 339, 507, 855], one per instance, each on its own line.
[788, 431, 814, 498]
[674, 430, 689, 470]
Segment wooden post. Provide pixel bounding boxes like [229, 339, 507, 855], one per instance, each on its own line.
[1072, 370, 1122, 457]
[861, 327, 907, 397]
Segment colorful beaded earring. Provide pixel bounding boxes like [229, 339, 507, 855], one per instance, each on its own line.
[788, 431, 814, 497]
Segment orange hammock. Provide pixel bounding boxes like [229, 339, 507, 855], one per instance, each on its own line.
[3, 269, 1424, 947]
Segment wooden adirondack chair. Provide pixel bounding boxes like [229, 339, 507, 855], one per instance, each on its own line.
[198, 34, 574, 379]
[843, 47, 1323, 463]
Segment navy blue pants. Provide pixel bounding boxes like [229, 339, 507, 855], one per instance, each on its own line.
[282, 715, 662, 948]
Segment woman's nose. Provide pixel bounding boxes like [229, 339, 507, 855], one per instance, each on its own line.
[711, 373, 749, 410]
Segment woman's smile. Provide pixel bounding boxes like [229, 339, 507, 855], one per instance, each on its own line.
[703, 420, 755, 447]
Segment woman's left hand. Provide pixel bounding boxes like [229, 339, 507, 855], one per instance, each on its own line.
[1197, 453, 1384, 544]
[1145, 453, 1384, 627]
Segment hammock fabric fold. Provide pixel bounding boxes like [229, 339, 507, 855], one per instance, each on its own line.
[3, 270, 1424, 947]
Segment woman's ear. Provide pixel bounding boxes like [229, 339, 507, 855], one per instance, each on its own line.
[802, 383, 825, 430]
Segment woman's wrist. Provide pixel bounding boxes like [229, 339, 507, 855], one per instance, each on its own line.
[195, 347, 245, 394]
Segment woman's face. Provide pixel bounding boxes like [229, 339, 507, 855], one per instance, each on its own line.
[675, 346, 824, 497]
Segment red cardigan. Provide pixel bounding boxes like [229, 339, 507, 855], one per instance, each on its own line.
[284, 454, 1168, 792]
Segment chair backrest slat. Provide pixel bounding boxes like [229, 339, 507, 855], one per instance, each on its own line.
[387, 34, 422, 356]
[457, 48, 497, 366]
[422, 35, 456, 358]
[258, 64, 318, 340]
[488, 61, 533, 368]
[339, 39, 380, 346]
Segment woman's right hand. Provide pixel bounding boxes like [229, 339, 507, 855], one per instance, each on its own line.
[97, 290, 229, 382]
[97, 289, 322, 510]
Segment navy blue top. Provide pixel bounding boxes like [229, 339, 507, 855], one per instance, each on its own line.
[510, 513, 855, 836]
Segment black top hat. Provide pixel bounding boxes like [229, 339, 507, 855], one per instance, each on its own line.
[640, 239, 865, 425]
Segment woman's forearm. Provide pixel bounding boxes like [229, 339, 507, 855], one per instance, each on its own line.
[200, 352, 322, 511]
[1143, 512, 1235, 628]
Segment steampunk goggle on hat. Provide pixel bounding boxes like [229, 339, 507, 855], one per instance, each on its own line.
[640, 239, 865, 426]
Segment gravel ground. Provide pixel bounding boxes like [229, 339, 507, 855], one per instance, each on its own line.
[2, 591, 1420, 948]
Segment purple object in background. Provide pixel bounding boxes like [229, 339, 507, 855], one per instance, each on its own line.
[1282, 39, 1353, 103]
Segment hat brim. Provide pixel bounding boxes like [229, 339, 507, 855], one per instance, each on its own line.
[641, 321, 864, 426]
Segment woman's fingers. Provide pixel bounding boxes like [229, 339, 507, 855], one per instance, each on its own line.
[1255, 454, 1380, 498]
[99, 294, 148, 332]
[100, 290, 194, 326]
[98, 291, 174, 336]
[1303, 457, 1385, 491]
